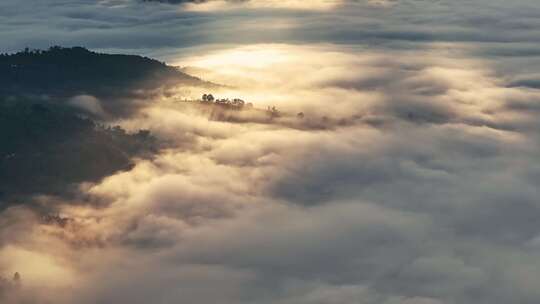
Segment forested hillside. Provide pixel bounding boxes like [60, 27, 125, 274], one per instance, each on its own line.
[0, 46, 208, 116]
[0, 99, 156, 202]
[0, 47, 205, 204]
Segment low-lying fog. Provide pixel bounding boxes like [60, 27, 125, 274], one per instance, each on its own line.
[2, 42, 540, 304]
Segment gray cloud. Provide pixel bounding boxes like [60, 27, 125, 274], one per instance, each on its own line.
[1, 0, 539, 56]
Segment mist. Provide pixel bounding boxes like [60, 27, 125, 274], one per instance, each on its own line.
[1, 1, 540, 304]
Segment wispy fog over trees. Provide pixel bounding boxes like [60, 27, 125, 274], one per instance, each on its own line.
[0, 47, 206, 205]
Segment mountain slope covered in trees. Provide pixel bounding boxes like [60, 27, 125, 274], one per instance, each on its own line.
[0, 46, 209, 116]
[0, 47, 207, 205]
[0, 98, 157, 203]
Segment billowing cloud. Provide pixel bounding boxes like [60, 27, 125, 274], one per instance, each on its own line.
[2, 1, 540, 304]
[2, 41, 540, 303]
[1, 0, 540, 54]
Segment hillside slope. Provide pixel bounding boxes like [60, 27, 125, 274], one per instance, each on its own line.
[0, 46, 209, 116]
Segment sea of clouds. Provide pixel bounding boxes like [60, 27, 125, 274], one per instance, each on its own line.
[1, 1, 540, 304]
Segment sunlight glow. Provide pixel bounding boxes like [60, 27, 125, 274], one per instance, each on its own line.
[183, 0, 343, 12]
[179, 45, 291, 69]
[0, 246, 76, 287]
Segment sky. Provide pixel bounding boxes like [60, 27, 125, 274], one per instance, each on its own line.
[2, 0, 540, 303]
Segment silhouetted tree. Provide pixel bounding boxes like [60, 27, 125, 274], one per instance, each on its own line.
[12, 273, 20, 287]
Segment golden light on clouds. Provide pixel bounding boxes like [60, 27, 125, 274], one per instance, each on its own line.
[2, 0, 540, 302]
[1, 40, 538, 303]
[0, 246, 76, 288]
[175, 44, 382, 113]
[181, 45, 291, 70]
[183, 0, 343, 12]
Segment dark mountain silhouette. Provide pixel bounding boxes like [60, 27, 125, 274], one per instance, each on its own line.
[0, 47, 208, 206]
[0, 98, 157, 204]
[0, 46, 209, 116]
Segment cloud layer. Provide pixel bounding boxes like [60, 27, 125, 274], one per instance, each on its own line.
[1, 1, 540, 304]
[2, 42, 540, 303]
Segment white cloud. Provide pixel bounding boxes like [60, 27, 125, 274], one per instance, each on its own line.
[1, 1, 540, 303]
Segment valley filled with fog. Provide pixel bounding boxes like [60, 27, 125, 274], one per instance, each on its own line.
[1, 1, 540, 304]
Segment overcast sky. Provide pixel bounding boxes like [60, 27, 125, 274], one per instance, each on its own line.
[1, 1, 540, 304]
